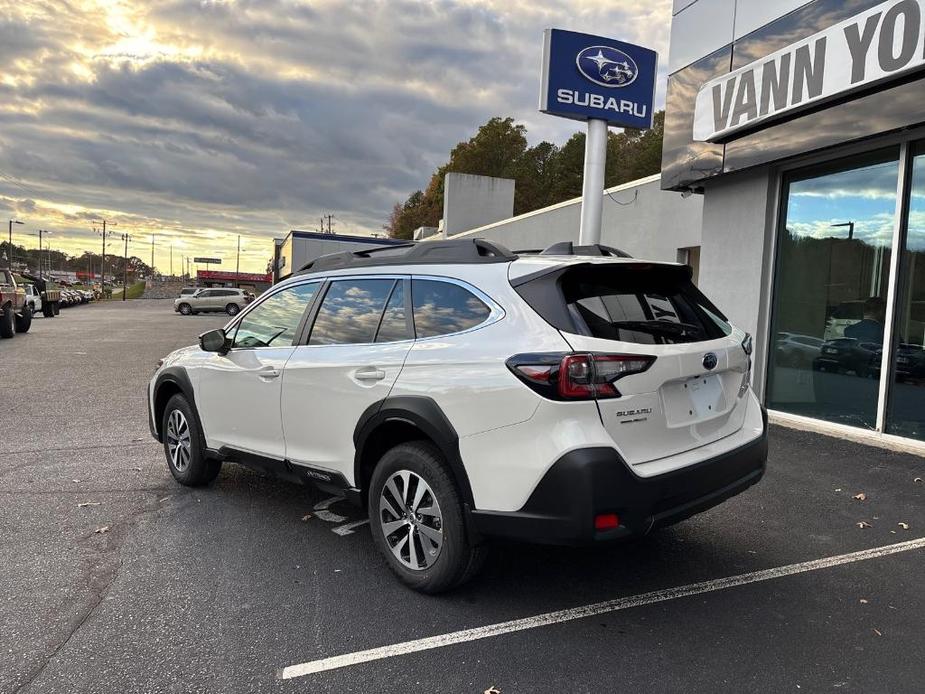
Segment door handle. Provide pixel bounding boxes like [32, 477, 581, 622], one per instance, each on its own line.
[355, 367, 386, 381]
[257, 368, 280, 380]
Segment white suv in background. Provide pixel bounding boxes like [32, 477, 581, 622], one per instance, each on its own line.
[149, 239, 767, 592]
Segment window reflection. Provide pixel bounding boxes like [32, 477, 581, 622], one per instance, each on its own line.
[412, 280, 491, 338]
[376, 282, 410, 343]
[233, 283, 318, 348]
[767, 152, 899, 429]
[887, 146, 925, 440]
[310, 279, 394, 345]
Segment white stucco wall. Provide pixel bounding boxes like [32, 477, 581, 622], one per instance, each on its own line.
[698, 166, 777, 397]
[443, 173, 515, 237]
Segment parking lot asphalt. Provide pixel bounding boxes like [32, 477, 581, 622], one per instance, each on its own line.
[1, 298, 924, 694]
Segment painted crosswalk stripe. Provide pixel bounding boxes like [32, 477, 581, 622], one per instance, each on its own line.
[279, 536, 925, 680]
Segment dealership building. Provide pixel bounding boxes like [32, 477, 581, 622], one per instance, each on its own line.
[270, 0, 925, 452]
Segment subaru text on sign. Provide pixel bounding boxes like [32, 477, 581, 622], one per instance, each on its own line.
[539, 29, 658, 129]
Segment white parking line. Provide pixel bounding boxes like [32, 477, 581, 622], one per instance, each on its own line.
[279, 536, 925, 680]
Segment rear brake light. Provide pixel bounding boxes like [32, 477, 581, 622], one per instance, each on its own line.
[507, 352, 654, 401]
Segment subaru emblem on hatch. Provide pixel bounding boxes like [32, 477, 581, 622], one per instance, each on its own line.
[702, 352, 718, 371]
[575, 45, 638, 88]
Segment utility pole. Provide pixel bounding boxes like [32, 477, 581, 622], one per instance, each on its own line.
[325, 214, 335, 234]
[33, 229, 50, 279]
[236, 234, 241, 274]
[119, 233, 131, 300]
[95, 219, 116, 291]
[150, 234, 155, 275]
[7, 219, 23, 269]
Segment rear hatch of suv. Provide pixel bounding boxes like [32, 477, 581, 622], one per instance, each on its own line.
[512, 260, 752, 466]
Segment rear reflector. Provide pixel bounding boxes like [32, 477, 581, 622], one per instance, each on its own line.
[594, 513, 620, 531]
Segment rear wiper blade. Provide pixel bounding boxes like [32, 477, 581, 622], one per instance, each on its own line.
[611, 320, 704, 338]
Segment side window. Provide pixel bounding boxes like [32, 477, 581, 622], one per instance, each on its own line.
[375, 281, 411, 342]
[232, 283, 319, 348]
[412, 279, 491, 338]
[309, 279, 395, 345]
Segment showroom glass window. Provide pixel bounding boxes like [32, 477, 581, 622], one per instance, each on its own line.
[887, 144, 925, 440]
[767, 150, 900, 429]
[232, 282, 319, 348]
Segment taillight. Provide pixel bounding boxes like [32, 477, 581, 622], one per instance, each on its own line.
[506, 352, 654, 400]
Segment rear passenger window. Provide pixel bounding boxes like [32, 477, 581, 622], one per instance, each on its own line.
[412, 279, 491, 338]
[310, 279, 394, 345]
[376, 282, 411, 342]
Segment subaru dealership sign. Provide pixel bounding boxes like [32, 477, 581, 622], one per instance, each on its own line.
[539, 29, 658, 129]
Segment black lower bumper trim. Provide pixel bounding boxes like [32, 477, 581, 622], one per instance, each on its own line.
[471, 419, 768, 546]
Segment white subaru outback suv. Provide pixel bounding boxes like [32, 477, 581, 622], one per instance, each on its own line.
[148, 239, 767, 592]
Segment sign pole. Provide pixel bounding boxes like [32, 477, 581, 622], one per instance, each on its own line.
[578, 118, 608, 246]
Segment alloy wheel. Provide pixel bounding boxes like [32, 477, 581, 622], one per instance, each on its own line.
[378, 470, 443, 570]
[166, 409, 192, 472]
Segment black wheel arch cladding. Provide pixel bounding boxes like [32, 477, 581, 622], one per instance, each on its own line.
[152, 366, 197, 440]
[353, 395, 475, 507]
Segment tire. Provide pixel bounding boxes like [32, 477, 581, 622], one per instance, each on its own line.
[14, 304, 32, 333]
[52, 302, 60, 316]
[161, 394, 221, 486]
[225, 303, 240, 316]
[178, 303, 192, 315]
[42, 303, 53, 318]
[368, 441, 487, 593]
[0, 303, 13, 338]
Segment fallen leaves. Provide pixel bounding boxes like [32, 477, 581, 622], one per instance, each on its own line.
[914, 477, 923, 484]
[852, 492, 867, 501]
[873, 628, 882, 637]
[857, 521, 871, 529]
[484, 688, 501, 694]
[898, 522, 910, 530]
[859, 599, 868, 604]
[77, 501, 101, 508]
[94, 526, 110, 534]
[301, 513, 313, 522]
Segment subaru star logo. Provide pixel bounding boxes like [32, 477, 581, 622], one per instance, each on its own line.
[576, 45, 638, 88]
[702, 352, 718, 371]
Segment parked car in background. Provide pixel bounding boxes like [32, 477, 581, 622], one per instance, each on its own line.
[20, 273, 61, 316]
[0, 269, 33, 338]
[174, 288, 253, 316]
[813, 337, 880, 377]
[23, 283, 42, 315]
[775, 332, 824, 368]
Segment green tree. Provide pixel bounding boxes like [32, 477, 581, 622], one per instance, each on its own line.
[385, 111, 665, 239]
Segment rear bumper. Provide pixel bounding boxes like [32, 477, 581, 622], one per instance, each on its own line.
[470, 410, 768, 545]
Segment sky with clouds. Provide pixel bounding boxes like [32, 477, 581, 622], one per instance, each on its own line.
[0, 0, 672, 273]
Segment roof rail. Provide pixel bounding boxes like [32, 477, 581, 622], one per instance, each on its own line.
[538, 241, 632, 258]
[296, 238, 518, 274]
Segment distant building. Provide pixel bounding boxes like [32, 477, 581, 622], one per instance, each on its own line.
[197, 269, 273, 294]
[274, 230, 406, 282]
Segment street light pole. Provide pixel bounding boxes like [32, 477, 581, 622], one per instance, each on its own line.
[33, 229, 51, 279]
[7, 219, 24, 269]
[236, 234, 241, 274]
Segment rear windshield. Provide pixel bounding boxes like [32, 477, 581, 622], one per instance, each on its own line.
[517, 263, 732, 344]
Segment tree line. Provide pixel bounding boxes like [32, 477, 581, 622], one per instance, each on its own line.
[385, 111, 664, 240]
[1, 241, 155, 281]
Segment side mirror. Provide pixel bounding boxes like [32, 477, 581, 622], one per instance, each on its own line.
[199, 328, 230, 354]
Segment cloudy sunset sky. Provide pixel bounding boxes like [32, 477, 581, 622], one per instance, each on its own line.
[0, 0, 672, 272]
